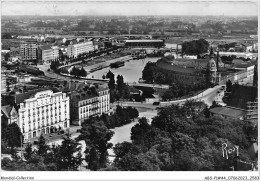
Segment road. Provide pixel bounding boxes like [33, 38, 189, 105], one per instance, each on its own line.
[113, 85, 224, 110]
[127, 82, 170, 89]
[37, 64, 107, 84]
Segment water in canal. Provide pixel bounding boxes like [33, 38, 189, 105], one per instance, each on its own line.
[87, 57, 159, 83]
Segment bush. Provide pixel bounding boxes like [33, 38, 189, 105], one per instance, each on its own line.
[1, 141, 12, 154]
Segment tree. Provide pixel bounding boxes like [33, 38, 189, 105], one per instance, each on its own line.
[10, 147, 20, 161]
[58, 133, 83, 171]
[182, 39, 209, 55]
[87, 147, 100, 171]
[162, 89, 174, 101]
[122, 84, 131, 100]
[131, 117, 151, 145]
[23, 143, 34, 161]
[2, 122, 23, 148]
[106, 70, 113, 79]
[226, 80, 232, 92]
[77, 116, 114, 170]
[113, 142, 141, 163]
[59, 49, 65, 61]
[116, 75, 125, 97]
[126, 106, 139, 119]
[142, 62, 157, 83]
[106, 71, 115, 90]
[37, 134, 49, 157]
[79, 67, 87, 77]
[2, 33, 12, 39]
[1, 140, 11, 154]
[4, 53, 10, 61]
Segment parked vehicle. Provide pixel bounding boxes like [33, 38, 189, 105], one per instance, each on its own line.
[153, 102, 160, 105]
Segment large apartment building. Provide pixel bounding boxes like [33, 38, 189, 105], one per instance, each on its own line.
[67, 41, 94, 58]
[38, 45, 59, 64]
[20, 44, 38, 60]
[2, 88, 70, 141]
[70, 84, 110, 125]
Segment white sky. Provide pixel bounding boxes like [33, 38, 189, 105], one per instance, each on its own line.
[1, 0, 258, 16]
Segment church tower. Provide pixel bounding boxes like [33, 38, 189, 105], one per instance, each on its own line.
[207, 47, 217, 84]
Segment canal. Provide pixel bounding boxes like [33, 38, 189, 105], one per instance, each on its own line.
[87, 57, 159, 83]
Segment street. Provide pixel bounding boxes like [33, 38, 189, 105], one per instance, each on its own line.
[113, 85, 224, 110]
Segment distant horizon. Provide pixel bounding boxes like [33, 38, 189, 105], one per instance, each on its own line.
[2, 14, 258, 18]
[1, 1, 258, 17]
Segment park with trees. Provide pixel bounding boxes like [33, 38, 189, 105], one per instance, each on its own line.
[110, 100, 257, 171]
[1, 100, 257, 171]
[182, 39, 209, 56]
[106, 71, 132, 103]
[2, 133, 83, 171]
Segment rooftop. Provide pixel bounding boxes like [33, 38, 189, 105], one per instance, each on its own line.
[156, 57, 209, 74]
[125, 40, 163, 43]
[210, 106, 246, 119]
[10, 87, 60, 105]
[228, 85, 258, 110]
[71, 91, 97, 102]
[232, 61, 257, 69]
[38, 45, 52, 51]
[69, 41, 93, 47]
[1, 105, 12, 118]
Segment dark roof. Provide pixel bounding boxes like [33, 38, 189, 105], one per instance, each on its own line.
[61, 82, 86, 93]
[71, 92, 97, 102]
[228, 85, 258, 110]
[13, 87, 60, 104]
[233, 61, 257, 69]
[1, 105, 12, 118]
[210, 106, 246, 119]
[96, 85, 109, 92]
[39, 45, 52, 50]
[157, 58, 207, 74]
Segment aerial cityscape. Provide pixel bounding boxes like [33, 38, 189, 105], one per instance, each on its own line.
[1, 1, 258, 174]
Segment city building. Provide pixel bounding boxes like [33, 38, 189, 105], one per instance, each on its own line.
[2, 88, 70, 141]
[156, 49, 218, 85]
[20, 44, 38, 60]
[38, 45, 60, 64]
[157, 48, 256, 86]
[210, 85, 257, 122]
[1, 74, 7, 93]
[69, 83, 110, 125]
[124, 39, 165, 48]
[218, 61, 256, 85]
[1, 105, 19, 127]
[67, 41, 94, 58]
[210, 106, 246, 120]
[218, 52, 254, 59]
